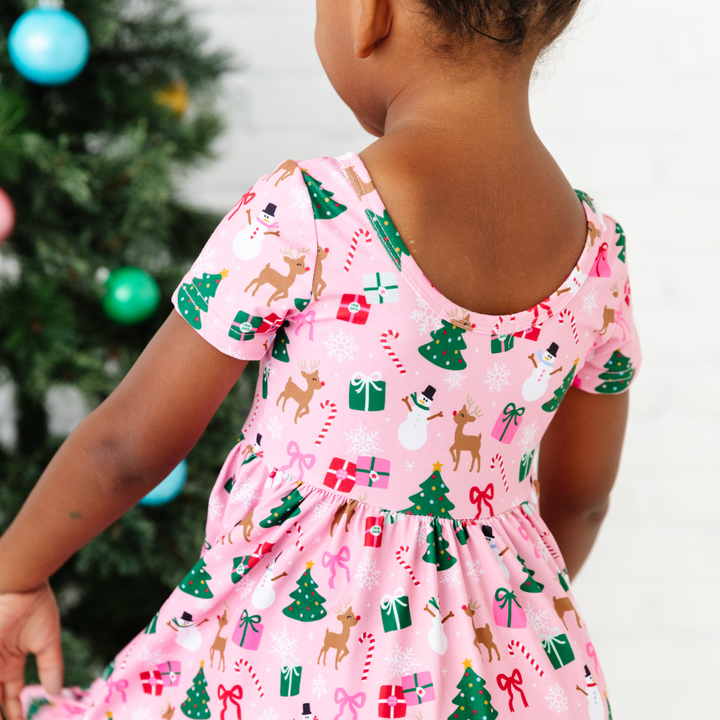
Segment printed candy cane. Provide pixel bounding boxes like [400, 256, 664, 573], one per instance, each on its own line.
[248, 392, 261, 427]
[344, 228, 372, 272]
[286, 521, 304, 552]
[357, 632, 375, 682]
[508, 640, 544, 678]
[315, 401, 338, 445]
[234, 659, 264, 698]
[396, 545, 421, 587]
[380, 330, 406, 374]
[492, 314, 517, 337]
[490, 454, 509, 494]
[559, 309, 579, 344]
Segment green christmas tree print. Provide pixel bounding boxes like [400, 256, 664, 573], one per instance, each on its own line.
[177, 269, 226, 329]
[282, 560, 328, 622]
[448, 659, 498, 720]
[181, 662, 211, 719]
[302, 171, 347, 219]
[26, 698, 52, 720]
[144, 611, 159, 634]
[366, 208, 410, 268]
[517, 554, 544, 593]
[259, 486, 303, 528]
[423, 518, 457, 570]
[271, 319, 291, 362]
[402, 462, 455, 517]
[574, 189, 596, 213]
[418, 320, 468, 371]
[179, 557, 214, 598]
[594, 350, 635, 393]
[542, 358, 579, 413]
[615, 222, 626, 263]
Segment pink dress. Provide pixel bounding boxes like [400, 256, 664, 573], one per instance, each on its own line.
[23, 154, 640, 720]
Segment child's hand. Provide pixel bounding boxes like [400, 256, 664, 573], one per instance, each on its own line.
[0, 582, 63, 720]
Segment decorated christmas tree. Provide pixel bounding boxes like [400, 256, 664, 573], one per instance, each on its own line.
[594, 350, 635, 394]
[259, 486, 303, 527]
[366, 208, 410, 267]
[574, 189, 596, 213]
[423, 518, 457, 570]
[282, 560, 327, 622]
[177, 270, 226, 329]
[542, 358, 579, 412]
[178, 557, 214, 598]
[448, 659, 498, 720]
[144, 611, 159, 634]
[181, 662, 211, 719]
[418, 320, 468, 370]
[402, 462, 455, 517]
[517, 554, 544, 593]
[302, 170, 346, 219]
[271, 319, 291, 362]
[615, 222, 626, 263]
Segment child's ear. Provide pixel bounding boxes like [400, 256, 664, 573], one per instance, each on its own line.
[355, 0, 393, 59]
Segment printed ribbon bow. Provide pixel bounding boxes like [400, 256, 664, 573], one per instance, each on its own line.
[228, 188, 256, 220]
[497, 669, 528, 712]
[104, 679, 128, 703]
[469, 483, 495, 518]
[333, 687, 366, 720]
[350, 371, 383, 411]
[292, 309, 316, 340]
[61, 704, 86, 717]
[278, 440, 316, 481]
[236, 609, 262, 647]
[380, 587, 408, 630]
[217, 684, 243, 720]
[497, 403, 525, 442]
[539, 627, 569, 666]
[322, 545, 351, 589]
[494, 588, 522, 627]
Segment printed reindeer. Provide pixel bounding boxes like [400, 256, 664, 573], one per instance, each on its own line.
[330, 499, 359, 537]
[345, 165, 376, 199]
[463, 599, 501, 662]
[209, 602, 231, 672]
[228, 509, 254, 544]
[317, 597, 360, 671]
[244, 245, 310, 307]
[449, 395, 483, 472]
[313, 245, 329, 301]
[424, 597, 455, 655]
[587, 220, 602, 247]
[161, 704, 174, 720]
[276, 360, 324, 423]
[553, 595, 583, 631]
[595, 305, 616, 336]
[264, 159, 299, 187]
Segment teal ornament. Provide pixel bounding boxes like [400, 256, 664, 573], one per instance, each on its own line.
[8, 6, 90, 85]
[139, 460, 187, 506]
[102, 267, 160, 324]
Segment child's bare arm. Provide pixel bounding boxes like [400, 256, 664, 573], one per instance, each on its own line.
[0, 312, 247, 595]
[537, 387, 629, 581]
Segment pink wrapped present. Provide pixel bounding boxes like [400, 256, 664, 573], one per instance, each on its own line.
[337, 294, 370, 325]
[139, 670, 163, 696]
[231, 608, 263, 650]
[324, 457, 356, 493]
[355, 456, 390, 489]
[490, 403, 525, 444]
[364, 516, 384, 548]
[493, 588, 527, 629]
[401, 671, 435, 706]
[156, 661, 181, 687]
[378, 684, 407, 718]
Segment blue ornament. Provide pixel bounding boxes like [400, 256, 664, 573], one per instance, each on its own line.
[139, 460, 188, 507]
[8, 6, 90, 85]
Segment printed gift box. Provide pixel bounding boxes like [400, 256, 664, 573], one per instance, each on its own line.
[378, 685, 407, 718]
[228, 311, 262, 341]
[356, 456, 390, 489]
[491, 334, 515, 354]
[401, 671, 435, 706]
[156, 661, 181, 687]
[256, 312, 283, 334]
[324, 458, 356, 493]
[513, 325, 541, 342]
[381, 588, 412, 633]
[491, 403, 525, 444]
[231, 609, 264, 650]
[540, 628, 575, 669]
[280, 664, 302, 697]
[349, 371, 386, 412]
[337, 293, 371, 325]
[519, 448, 535, 482]
[140, 669, 163, 696]
[363, 271, 399, 304]
[492, 588, 527, 629]
[364, 516, 384, 548]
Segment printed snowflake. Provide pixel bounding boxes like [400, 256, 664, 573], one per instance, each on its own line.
[384, 641, 420, 679]
[355, 554, 381, 590]
[289, 185, 312, 219]
[442, 371, 466, 392]
[233, 576, 255, 600]
[207, 495, 224, 521]
[517, 419, 539, 450]
[229, 477, 261, 513]
[311, 674, 328, 698]
[581, 286, 599, 317]
[257, 709, 279, 720]
[330, 168, 348, 187]
[310, 498, 334, 524]
[194, 598, 214, 611]
[323, 328, 359, 363]
[193, 246, 217, 275]
[224, 292, 237, 306]
[266, 415, 283, 440]
[269, 625, 300, 665]
[131, 708, 152, 720]
[439, 565, 461, 588]
[536, 539, 552, 562]
[134, 644, 155, 664]
[544, 682, 569, 714]
[209, 545, 225, 562]
[344, 422, 382, 456]
[525, 603, 551, 635]
[464, 558, 485, 581]
[410, 295, 438, 336]
[484, 362, 511, 392]
[416, 518, 432, 549]
[404, 460, 415, 473]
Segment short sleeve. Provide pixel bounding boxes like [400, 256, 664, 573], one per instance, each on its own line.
[172, 160, 318, 360]
[574, 227, 642, 394]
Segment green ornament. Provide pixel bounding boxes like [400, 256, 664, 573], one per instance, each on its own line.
[102, 266, 160, 324]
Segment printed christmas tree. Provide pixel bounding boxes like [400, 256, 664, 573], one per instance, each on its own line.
[178, 557, 214, 598]
[594, 350, 635, 393]
[542, 358, 579, 413]
[271, 319, 291, 362]
[402, 462, 455, 517]
[418, 320, 468, 371]
[366, 208, 410, 268]
[259, 486, 303, 528]
[615, 222, 626, 263]
[423, 518, 457, 570]
[302, 170, 347, 219]
[282, 560, 327, 622]
[448, 658, 498, 720]
[144, 611, 159, 634]
[517, 554, 544, 593]
[177, 269, 227, 329]
[574, 189, 596, 213]
[181, 662, 211, 719]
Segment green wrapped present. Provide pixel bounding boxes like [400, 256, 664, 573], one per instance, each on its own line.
[491, 334, 515, 354]
[349, 371, 386, 411]
[280, 664, 302, 697]
[381, 588, 412, 632]
[262, 363, 271, 399]
[540, 628, 575, 669]
[229, 311, 263, 341]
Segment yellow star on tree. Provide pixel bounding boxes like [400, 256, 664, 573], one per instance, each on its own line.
[462, 658, 473, 669]
[220, 267, 229, 279]
[433, 461, 443, 472]
[306, 559, 314, 570]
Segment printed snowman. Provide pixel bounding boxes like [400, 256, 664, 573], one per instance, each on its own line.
[557, 263, 587, 297]
[577, 665, 604, 720]
[167, 611, 208, 651]
[482, 525, 510, 580]
[424, 597, 453, 655]
[232, 203, 280, 260]
[296, 702, 318, 720]
[398, 385, 443, 451]
[251, 553, 287, 610]
[522, 342, 563, 402]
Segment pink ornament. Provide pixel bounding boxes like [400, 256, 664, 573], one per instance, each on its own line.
[0, 187, 15, 244]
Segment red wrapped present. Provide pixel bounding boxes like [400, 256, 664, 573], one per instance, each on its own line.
[364, 516, 384, 547]
[337, 294, 370, 325]
[256, 312, 284, 334]
[513, 325, 541, 342]
[378, 684, 407, 718]
[140, 670, 163, 696]
[324, 457, 356, 493]
[156, 661, 181, 687]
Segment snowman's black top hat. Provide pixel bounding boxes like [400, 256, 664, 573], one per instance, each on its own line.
[547, 342, 559, 357]
[584, 665, 591, 677]
[482, 525, 494, 539]
[302, 702, 311, 714]
[421, 385, 436, 401]
[181, 611, 193, 622]
[263, 203, 277, 216]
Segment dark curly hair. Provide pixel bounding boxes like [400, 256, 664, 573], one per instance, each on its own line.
[420, 0, 581, 53]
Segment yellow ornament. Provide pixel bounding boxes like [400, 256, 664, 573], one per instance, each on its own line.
[155, 79, 189, 115]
